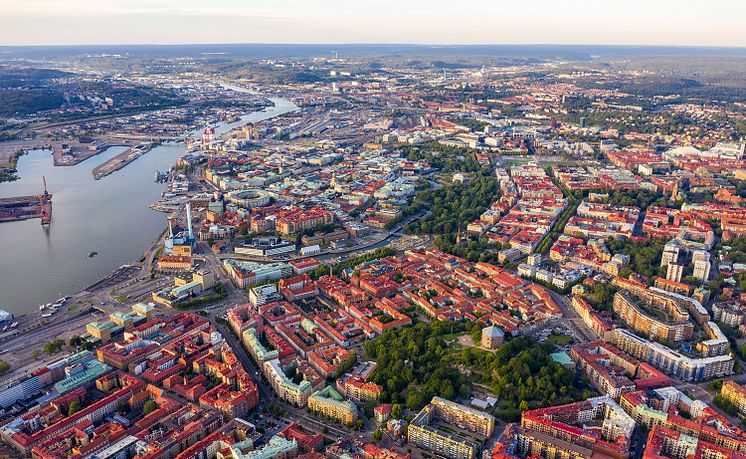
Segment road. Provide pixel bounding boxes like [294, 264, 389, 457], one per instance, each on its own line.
[210, 315, 364, 440]
[546, 290, 597, 343]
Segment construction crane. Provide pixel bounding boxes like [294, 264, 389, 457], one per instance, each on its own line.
[40, 176, 52, 225]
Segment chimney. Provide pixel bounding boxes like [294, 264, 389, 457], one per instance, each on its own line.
[186, 203, 194, 240]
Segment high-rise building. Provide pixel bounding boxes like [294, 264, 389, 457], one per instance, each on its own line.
[691, 250, 710, 264]
[661, 244, 680, 267]
[666, 263, 684, 283]
[693, 260, 711, 282]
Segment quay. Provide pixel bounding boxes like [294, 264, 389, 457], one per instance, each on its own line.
[0, 186, 52, 225]
[92, 142, 154, 179]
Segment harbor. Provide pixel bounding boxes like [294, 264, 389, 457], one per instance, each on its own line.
[91, 142, 154, 179]
[0, 144, 183, 312]
[0, 92, 297, 314]
[0, 177, 52, 224]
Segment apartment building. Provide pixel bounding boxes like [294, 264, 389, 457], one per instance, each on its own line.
[307, 386, 358, 424]
[407, 397, 495, 459]
[517, 396, 635, 459]
[612, 292, 694, 342]
[263, 359, 313, 407]
[337, 374, 382, 402]
[611, 329, 733, 382]
[721, 380, 746, 415]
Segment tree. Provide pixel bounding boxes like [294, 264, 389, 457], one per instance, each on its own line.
[607, 238, 666, 280]
[391, 403, 402, 419]
[44, 339, 65, 355]
[68, 400, 80, 416]
[602, 189, 666, 211]
[143, 400, 159, 415]
[0, 359, 10, 375]
[334, 353, 358, 379]
[363, 321, 473, 412]
[363, 400, 375, 419]
[118, 401, 130, 413]
[405, 166, 501, 238]
[372, 429, 383, 443]
[713, 394, 738, 416]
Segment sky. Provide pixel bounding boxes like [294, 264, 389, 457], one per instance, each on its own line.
[1, 0, 745, 47]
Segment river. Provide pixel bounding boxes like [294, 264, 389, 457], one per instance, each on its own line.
[0, 92, 297, 314]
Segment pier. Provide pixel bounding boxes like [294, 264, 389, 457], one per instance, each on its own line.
[92, 142, 154, 179]
[0, 177, 52, 224]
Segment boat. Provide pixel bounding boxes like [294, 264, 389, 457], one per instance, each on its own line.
[88, 251, 98, 258]
[39, 304, 46, 311]
[10, 322, 18, 328]
[41, 313, 53, 318]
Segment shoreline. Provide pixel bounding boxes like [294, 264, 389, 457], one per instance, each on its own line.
[0, 148, 27, 183]
[0, 87, 296, 315]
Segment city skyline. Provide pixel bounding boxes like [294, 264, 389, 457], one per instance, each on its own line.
[1, 0, 746, 47]
[3, 2, 746, 458]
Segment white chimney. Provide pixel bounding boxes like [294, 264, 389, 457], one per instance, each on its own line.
[186, 203, 194, 240]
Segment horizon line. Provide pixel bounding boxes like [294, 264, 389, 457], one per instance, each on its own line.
[2, 42, 746, 50]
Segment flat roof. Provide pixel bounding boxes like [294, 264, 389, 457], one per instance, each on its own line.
[551, 351, 574, 366]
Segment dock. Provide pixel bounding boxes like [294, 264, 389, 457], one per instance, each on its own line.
[92, 143, 154, 179]
[0, 194, 53, 223]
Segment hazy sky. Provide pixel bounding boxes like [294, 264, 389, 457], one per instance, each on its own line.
[1, 0, 745, 47]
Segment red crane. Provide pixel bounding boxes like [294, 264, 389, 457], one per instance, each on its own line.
[40, 176, 51, 225]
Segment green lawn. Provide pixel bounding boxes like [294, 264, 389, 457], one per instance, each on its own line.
[547, 332, 574, 347]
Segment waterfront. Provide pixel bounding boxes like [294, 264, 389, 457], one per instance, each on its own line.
[0, 94, 297, 314]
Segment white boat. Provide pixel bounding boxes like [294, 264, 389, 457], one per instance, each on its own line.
[39, 304, 46, 311]
[41, 313, 53, 318]
[10, 322, 18, 328]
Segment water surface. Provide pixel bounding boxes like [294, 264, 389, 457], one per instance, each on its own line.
[0, 93, 297, 314]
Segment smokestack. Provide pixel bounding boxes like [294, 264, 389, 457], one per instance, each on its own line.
[186, 203, 194, 240]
